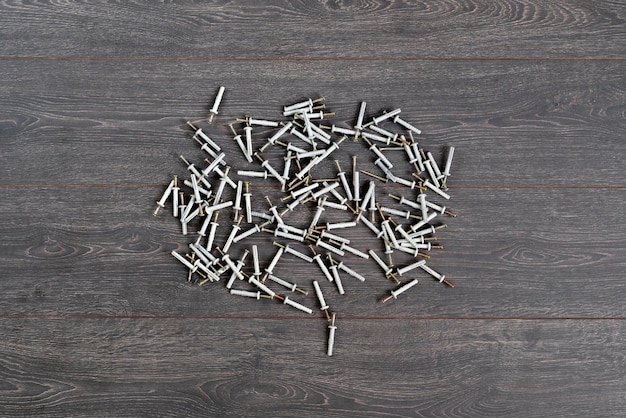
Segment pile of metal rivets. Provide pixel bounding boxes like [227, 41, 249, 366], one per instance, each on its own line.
[153, 87, 456, 356]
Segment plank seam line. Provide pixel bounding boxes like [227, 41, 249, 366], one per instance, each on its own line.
[1, 56, 625, 62]
[1, 184, 625, 190]
[1, 315, 625, 321]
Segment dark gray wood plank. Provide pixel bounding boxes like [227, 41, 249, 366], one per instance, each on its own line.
[1, 0, 625, 58]
[0, 317, 624, 417]
[1, 186, 624, 318]
[2, 59, 625, 186]
[1, 1, 625, 417]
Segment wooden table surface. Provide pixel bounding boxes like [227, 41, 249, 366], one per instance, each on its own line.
[1, 1, 625, 416]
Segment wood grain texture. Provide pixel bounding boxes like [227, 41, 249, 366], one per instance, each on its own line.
[1, 318, 625, 417]
[1, 0, 625, 59]
[1, 59, 625, 186]
[1, 186, 624, 318]
[1, 0, 625, 416]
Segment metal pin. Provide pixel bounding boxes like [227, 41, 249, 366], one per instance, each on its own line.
[410, 172, 425, 183]
[297, 111, 335, 120]
[442, 146, 455, 188]
[331, 125, 357, 136]
[193, 253, 215, 273]
[171, 250, 197, 273]
[220, 252, 244, 281]
[316, 238, 345, 256]
[313, 280, 331, 319]
[192, 136, 223, 167]
[284, 244, 314, 263]
[339, 242, 369, 259]
[180, 195, 196, 225]
[419, 263, 454, 287]
[294, 136, 345, 180]
[361, 131, 392, 145]
[208, 86, 225, 124]
[284, 191, 310, 212]
[394, 175, 419, 190]
[240, 121, 253, 157]
[228, 124, 253, 162]
[360, 170, 387, 183]
[222, 216, 243, 254]
[337, 261, 366, 282]
[381, 218, 399, 248]
[309, 197, 326, 229]
[233, 224, 260, 243]
[262, 243, 285, 280]
[179, 155, 202, 180]
[426, 200, 457, 217]
[284, 97, 325, 112]
[201, 153, 226, 179]
[323, 181, 348, 205]
[325, 221, 357, 231]
[327, 313, 337, 356]
[237, 170, 268, 179]
[254, 153, 286, 185]
[380, 206, 411, 220]
[360, 181, 376, 213]
[426, 152, 443, 181]
[327, 255, 345, 295]
[214, 166, 237, 189]
[368, 250, 393, 277]
[202, 211, 220, 249]
[290, 126, 315, 146]
[423, 159, 441, 189]
[352, 155, 360, 209]
[310, 181, 339, 199]
[239, 117, 280, 127]
[319, 229, 350, 245]
[356, 212, 383, 237]
[372, 108, 401, 126]
[393, 114, 421, 135]
[382, 279, 419, 303]
[335, 160, 354, 201]
[153, 178, 175, 216]
[408, 213, 441, 239]
[267, 274, 308, 295]
[310, 245, 334, 282]
[168, 176, 179, 218]
[374, 158, 396, 182]
[363, 137, 394, 169]
[230, 180, 242, 221]
[410, 142, 425, 173]
[369, 124, 398, 141]
[226, 249, 250, 288]
[282, 150, 293, 183]
[249, 276, 276, 297]
[393, 224, 421, 251]
[212, 166, 230, 204]
[308, 122, 332, 143]
[187, 121, 221, 151]
[281, 295, 313, 314]
[274, 229, 306, 242]
[288, 174, 307, 190]
[424, 180, 451, 200]
[397, 260, 427, 276]
[252, 244, 261, 280]
[230, 289, 272, 300]
[243, 181, 252, 223]
[177, 191, 185, 220]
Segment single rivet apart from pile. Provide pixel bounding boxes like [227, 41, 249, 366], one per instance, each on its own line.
[153, 87, 457, 356]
